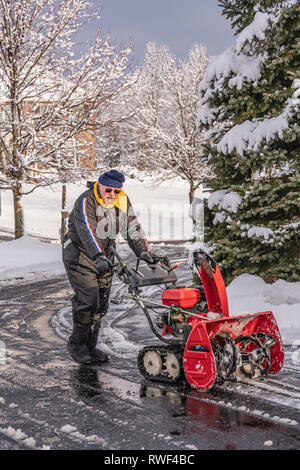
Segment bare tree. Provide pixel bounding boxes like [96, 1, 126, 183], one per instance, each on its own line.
[0, 0, 133, 238]
[128, 42, 214, 203]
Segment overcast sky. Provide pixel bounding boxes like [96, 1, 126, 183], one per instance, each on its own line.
[85, 0, 235, 63]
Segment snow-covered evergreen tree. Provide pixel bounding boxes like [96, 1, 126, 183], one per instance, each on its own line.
[198, 0, 299, 283]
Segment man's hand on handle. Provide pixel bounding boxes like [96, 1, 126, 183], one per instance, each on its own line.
[94, 253, 112, 276]
[139, 251, 160, 265]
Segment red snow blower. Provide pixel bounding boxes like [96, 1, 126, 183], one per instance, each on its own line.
[110, 247, 284, 391]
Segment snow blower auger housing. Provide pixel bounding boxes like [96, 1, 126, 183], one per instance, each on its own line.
[109, 247, 284, 391]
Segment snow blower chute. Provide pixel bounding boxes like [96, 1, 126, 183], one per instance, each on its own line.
[110, 247, 284, 391]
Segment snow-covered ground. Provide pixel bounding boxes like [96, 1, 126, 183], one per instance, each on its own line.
[0, 176, 195, 241]
[0, 177, 299, 345]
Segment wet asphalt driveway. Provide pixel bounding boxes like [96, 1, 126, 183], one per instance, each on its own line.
[0, 245, 300, 452]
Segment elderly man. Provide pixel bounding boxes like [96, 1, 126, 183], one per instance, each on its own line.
[63, 169, 157, 365]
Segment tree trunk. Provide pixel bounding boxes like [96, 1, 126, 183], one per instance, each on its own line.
[13, 182, 24, 239]
[189, 183, 195, 205]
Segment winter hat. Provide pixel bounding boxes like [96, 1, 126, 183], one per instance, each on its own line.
[98, 170, 125, 188]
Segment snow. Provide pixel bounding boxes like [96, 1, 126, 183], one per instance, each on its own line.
[0, 234, 64, 281]
[263, 279, 300, 306]
[216, 80, 300, 155]
[0, 178, 299, 345]
[247, 226, 274, 241]
[60, 425, 77, 433]
[199, 46, 264, 96]
[240, 219, 300, 245]
[235, 12, 276, 53]
[207, 190, 242, 217]
[227, 274, 300, 344]
[60, 424, 106, 446]
[213, 212, 226, 225]
[264, 440, 273, 447]
[197, 105, 220, 127]
[0, 425, 37, 449]
[198, 11, 276, 103]
[0, 177, 195, 243]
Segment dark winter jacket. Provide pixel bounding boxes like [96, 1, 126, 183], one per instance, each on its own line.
[67, 182, 149, 260]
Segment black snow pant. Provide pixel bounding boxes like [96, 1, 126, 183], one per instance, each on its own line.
[62, 236, 113, 351]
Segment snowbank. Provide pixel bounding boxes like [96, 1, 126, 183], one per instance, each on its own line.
[0, 234, 63, 281]
[0, 179, 195, 241]
[227, 274, 300, 344]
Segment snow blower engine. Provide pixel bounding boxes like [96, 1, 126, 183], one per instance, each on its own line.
[110, 247, 284, 391]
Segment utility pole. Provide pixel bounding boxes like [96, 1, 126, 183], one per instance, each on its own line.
[60, 183, 69, 243]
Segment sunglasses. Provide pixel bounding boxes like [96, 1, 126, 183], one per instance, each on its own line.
[104, 188, 121, 195]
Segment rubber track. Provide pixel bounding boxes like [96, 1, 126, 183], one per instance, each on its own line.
[137, 344, 186, 385]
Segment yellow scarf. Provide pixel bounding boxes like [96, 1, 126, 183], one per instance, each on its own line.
[93, 182, 127, 213]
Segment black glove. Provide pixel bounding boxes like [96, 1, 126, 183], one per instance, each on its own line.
[94, 254, 112, 276]
[139, 251, 159, 265]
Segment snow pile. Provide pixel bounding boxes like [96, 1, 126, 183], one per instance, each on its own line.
[0, 234, 63, 281]
[52, 301, 144, 360]
[60, 424, 106, 446]
[262, 279, 300, 306]
[0, 425, 40, 449]
[264, 440, 273, 447]
[227, 274, 300, 343]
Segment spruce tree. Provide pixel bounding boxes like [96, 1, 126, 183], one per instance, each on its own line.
[198, 0, 299, 283]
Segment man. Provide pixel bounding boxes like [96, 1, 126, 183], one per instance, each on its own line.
[62, 169, 157, 365]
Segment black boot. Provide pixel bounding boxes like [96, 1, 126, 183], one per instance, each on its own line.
[87, 318, 109, 365]
[67, 324, 93, 365]
[90, 348, 109, 364]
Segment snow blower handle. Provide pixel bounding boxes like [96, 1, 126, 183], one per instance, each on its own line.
[107, 246, 130, 273]
[107, 246, 139, 290]
[107, 245, 123, 265]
